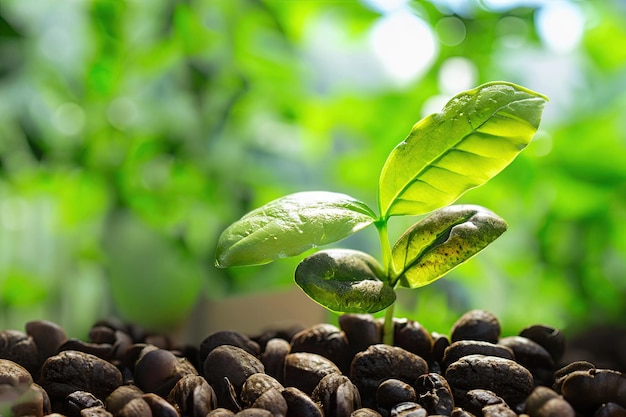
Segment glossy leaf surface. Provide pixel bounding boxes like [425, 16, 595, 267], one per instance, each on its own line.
[215, 192, 376, 267]
[378, 81, 548, 218]
[295, 249, 396, 313]
[392, 205, 507, 289]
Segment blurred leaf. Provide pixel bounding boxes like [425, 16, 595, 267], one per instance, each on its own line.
[216, 191, 376, 267]
[378, 82, 548, 218]
[295, 249, 395, 313]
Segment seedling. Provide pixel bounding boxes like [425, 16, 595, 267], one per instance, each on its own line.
[215, 82, 548, 344]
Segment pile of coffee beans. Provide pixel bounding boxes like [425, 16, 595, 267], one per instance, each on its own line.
[1, 309, 626, 416]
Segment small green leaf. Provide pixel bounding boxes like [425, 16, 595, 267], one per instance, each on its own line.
[392, 205, 507, 288]
[216, 192, 377, 267]
[378, 81, 548, 218]
[295, 249, 396, 313]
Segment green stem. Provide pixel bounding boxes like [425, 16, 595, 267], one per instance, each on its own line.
[376, 218, 396, 345]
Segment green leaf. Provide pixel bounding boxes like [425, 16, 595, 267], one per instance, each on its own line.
[392, 205, 507, 289]
[295, 249, 396, 313]
[378, 81, 548, 218]
[215, 192, 377, 267]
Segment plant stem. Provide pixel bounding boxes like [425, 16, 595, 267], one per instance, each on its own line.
[376, 219, 396, 345]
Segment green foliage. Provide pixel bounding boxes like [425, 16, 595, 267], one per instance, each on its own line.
[217, 82, 546, 342]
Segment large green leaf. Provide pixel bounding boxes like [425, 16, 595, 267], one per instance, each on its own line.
[215, 192, 377, 267]
[295, 249, 396, 313]
[392, 205, 507, 289]
[378, 82, 548, 218]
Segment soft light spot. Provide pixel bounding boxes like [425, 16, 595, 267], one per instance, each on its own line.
[368, 10, 438, 85]
[361, 0, 409, 13]
[435, 16, 466, 46]
[536, 1, 585, 54]
[52, 102, 85, 135]
[107, 97, 137, 130]
[438, 57, 478, 95]
[495, 16, 529, 48]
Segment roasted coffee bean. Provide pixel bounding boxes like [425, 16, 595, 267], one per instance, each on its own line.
[393, 319, 433, 361]
[519, 324, 565, 365]
[312, 373, 361, 417]
[414, 373, 454, 416]
[450, 408, 475, 417]
[25, 320, 67, 367]
[134, 348, 197, 397]
[253, 325, 305, 352]
[455, 389, 506, 416]
[482, 403, 516, 417]
[81, 406, 114, 417]
[339, 315, 381, 357]
[445, 354, 533, 408]
[375, 378, 416, 410]
[450, 310, 500, 343]
[560, 368, 626, 411]
[0, 330, 39, 375]
[240, 373, 283, 406]
[233, 409, 273, 416]
[351, 408, 383, 417]
[250, 388, 287, 417]
[0, 381, 46, 417]
[39, 350, 123, 403]
[389, 401, 426, 417]
[430, 332, 450, 364]
[199, 331, 261, 365]
[260, 338, 290, 384]
[204, 345, 264, 410]
[59, 339, 114, 361]
[350, 345, 428, 409]
[142, 392, 180, 417]
[105, 385, 144, 415]
[167, 374, 217, 417]
[283, 352, 341, 396]
[206, 408, 236, 416]
[0, 358, 33, 386]
[442, 340, 514, 370]
[498, 336, 554, 386]
[66, 391, 104, 417]
[88, 326, 117, 345]
[116, 396, 153, 417]
[291, 324, 352, 374]
[553, 360, 595, 393]
[524, 386, 574, 417]
[281, 386, 323, 417]
[594, 403, 626, 417]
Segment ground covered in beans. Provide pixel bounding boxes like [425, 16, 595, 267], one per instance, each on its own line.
[1, 309, 626, 417]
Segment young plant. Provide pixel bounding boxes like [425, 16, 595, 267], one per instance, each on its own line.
[215, 82, 548, 344]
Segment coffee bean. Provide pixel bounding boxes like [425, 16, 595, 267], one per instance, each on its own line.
[414, 373, 454, 416]
[498, 336, 554, 386]
[393, 319, 433, 361]
[553, 360, 595, 393]
[283, 352, 341, 395]
[450, 408, 475, 417]
[430, 332, 450, 364]
[350, 345, 428, 409]
[0, 330, 39, 375]
[116, 396, 152, 417]
[240, 373, 283, 406]
[375, 378, 416, 410]
[0, 381, 46, 417]
[81, 406, 114, 417]
[167, 374, 217, 417]
[204, 345, 264, 411]
[560, 368, 626, 411]
[519, 324, 565, 365]
[206, 408, 236, 416]
[450, 310, 500, 343]
[25, 320, 67, 368]
[281, 386, 323, 417]
[199, 331, 260, 365]
[389, 401, 426, 417]
[338, 314, 381, 356]
[312, 373, 361, 417]
[142, 392, 180, 417]
[445, 354, 533, 408]
[594, 403, 626, 417]
[250, 388, 287, 417]
[66, 391, 104, 417]
[291, 324, 352, 374]
[134, 348, 197, 397]
[234, 408, 273, 416]
[59, 339, 114, 361]
[442, 340, 514, 370]
[105, 385, 144, 415]
[350, 408, 383, 417]
[39, 350, 123, 403]
[260, 338, 290, 384]
[0, 358, 33, 386]
[524, 386, 575, 417]
[456, 389, 506, 416]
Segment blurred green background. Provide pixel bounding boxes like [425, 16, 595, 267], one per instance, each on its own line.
[1, 0, 625, 340]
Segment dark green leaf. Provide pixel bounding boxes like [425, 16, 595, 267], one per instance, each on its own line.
[392, 205, 507, 288]
[378, 81, 548, 218]
[215, 192, 377, 267]
[295, 249, 396, 313]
